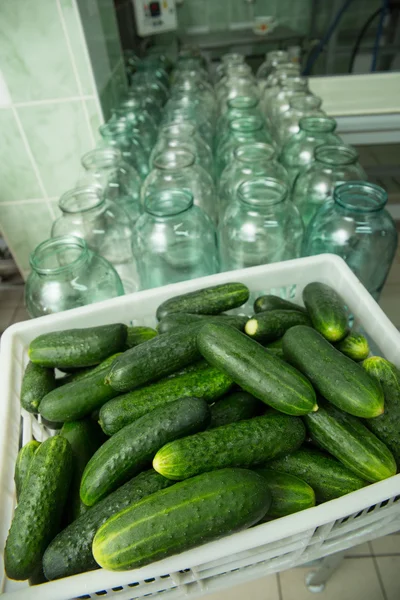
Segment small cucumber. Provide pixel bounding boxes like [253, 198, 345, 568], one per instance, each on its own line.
[28, 324, 127, 368]
[303, 282, 348, 342]
[197, 323, 317, 416]
[156, 282, 250, 320]
[304, 404, 396, 483]
[14, 440, 41, 500]
[157, 312, 248, 334]
[126, 326, 157, 348]
[264, 338, 284, 359]
[153, 412, 306, 480]
[99, 361, 233, 435]
[81, 396, 210, 506]
[282, 326, 384, 418]
[336, 333, 370, 361]
[57, 353, 121, 386]
[92, 468, 271, 571]
[255, 468, 315, 517]
[268, 448, 367, 503]
[245, 310, 311, 342]
[254, 295, 307, 314]
[5, 436, 73, 581]
[20, 362, 56, 413]
[209, 391, 264, 428]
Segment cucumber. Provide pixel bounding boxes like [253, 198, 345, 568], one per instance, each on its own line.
[254, 468, 315, 517]
[264, 338, 284, 358]
[304, 403, 396, 483]
[245, 310, 311, 342]
[302, 282, 348, 342]
[28, 324, 127, 368]
[20, 362, 56, 413]
[81, 396, 210, 506]
[282, 326, 384, 418]
[267, 448, 367, 503]
[57, 353, 121, 386]
[126, 326, 157, 348]
[99, 361, 233, 435]
[363, 356, 400, 468]
[336, 333, 369, 361]
[106, 324, 203, 393]
[157, 312, 248, 334]
[5, 436, 73, 581]
[153, 412, 306, 480]
[39, 353, 121, 422]
[14, 440, 41, 500]
[254, 295, 307, 314]
[92, 468, 271, 571]
[43, 469, 174, 580]
[197, 323, 317, 416]
[209, 391, 264, 428]
[156, 282, 250, 320]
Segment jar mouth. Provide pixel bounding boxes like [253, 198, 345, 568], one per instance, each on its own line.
[81, 148, 122, 170]
[162, 122, 195, 138]
[30, 236, 87, 275]
[289, 95, 322, 111]
[59, 186, 104, 214]
[153, 149, 195, 170]
[315, 144, 358, 166]
[228, 96, 259, 110]
[99, 121, 129, 139]
[279, 75, 307, 89]
[229, 116, 263, 133]
[238, 177, 288, 207]
[334, 181, 388, 212]
[234, 143, 275, 163]
[299, 116, 336, 134]
[145, 190, 194, 217]
[222, 53, 244, 65]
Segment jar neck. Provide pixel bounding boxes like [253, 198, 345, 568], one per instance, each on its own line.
[227, 96, 258, 110]
[334, 182, 387, 213]
[289, 95, 322, 111]
[229, 117, 263, 135]
[82, 148, 122, 171]
[99, 121, 130, 140]
[299, 116, 337, 136]
[315, 144, 358, 167]
[153, 149, 195, 170]
[145, 190, 194, 217]
[238, 178, 288, 208]
[30, 236, 89, 276]
[266, 50, 289, 63]
[234, 143, 276, 165]
[161, 122, 196, 139]
[59, 187, 105, 214]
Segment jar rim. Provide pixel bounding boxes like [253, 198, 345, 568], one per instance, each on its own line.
[30, 236, 88, 275]
[153, 149, 196, 170]
[145, 189, 194, 217]
[162, 122, 196, 137]
[234, 143, 275, 163]
[81, 147, 122, 170]
[229, 116, 264, 133]
[289, 94, 322, 110]
[299, 116, 336, 133]
[238, 177, 288, 207]
[227, 96, 259, 110]
[334, 181, 388, 212]
[59, 186, 104, 214]
[315, 144, 358, 166]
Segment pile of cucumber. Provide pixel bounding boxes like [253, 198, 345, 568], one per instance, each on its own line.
[5, 281, 400, 585]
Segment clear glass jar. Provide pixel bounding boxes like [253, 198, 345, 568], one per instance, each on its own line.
[130, 71, 169, 105]
[267, 76, 310, 126]
[99, 120, 150, 180]
[136, 55, 170, 90]
[303, 182, 398, 300]
[256, 50, 289, 88]
[293, 144, 367, 227]
[261, 63, 301, 118]
[274, 94, 324, 149]
[51, 186, 138, 294]
[133, 189, 218, 289]
[216, 95, 262, 141]
[112, 97, 158, 151]
[26, 236, 124, 317]
[217, 70, 260, 113]
[218, 177, 304, 271]
[170, 80, 217, 124]
[215, 53, 245, 82]
[126, 86, 163, 124]
[163, 98, 214, 149]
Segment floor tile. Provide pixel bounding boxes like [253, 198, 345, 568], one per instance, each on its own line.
[379, 283, 400, 327]
[11, 306, 29, 324]
[204, 574, 280, 600]
[0, 306, 17, 333]
[0, 287, 23, 307]
[345, 542, 372, 557]
[371, 534, 400, 556]
[375, 556, 400, 600]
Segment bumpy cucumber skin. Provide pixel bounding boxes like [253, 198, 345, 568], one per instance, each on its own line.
[81, 397, 211, 506]
[100, 361, 233, 435]
[57, 353, 121, 387]
[304, 404, 396, 483]
[43, 469, 173, 580]
[282, 326, 384, 418]
[255, 468, 315, 517]
[93, 468, 271, 571]
[254, 295, 307, 314]
[20, 362, 56, 413]
[245, 310, 311, 342]
[336, 333, 370, 361]
[126, 326, 157, 348]
[153, 412, 306, 480]
[14, 441, 41, 500]
[197, 323, 317, 416]
[157, 313, 248, 334]
[28, 324, 127, 368]
[156, 282, 250, 321]
[5, 436, 73, 581]
[302, 282, 348, 342]
[268, 448, 367, 503]
[209, 391, 264, 428]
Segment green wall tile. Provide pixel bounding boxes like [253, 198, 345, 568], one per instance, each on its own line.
[0, 108, 43, 202]
[97, 0, 124, 71]
[17, 101, 93, 198]
[0, 0, 79, 102]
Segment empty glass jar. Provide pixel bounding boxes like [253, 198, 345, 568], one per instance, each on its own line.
[216, 96, 263, 144]
[133, 189, 218, 289]
[274, 94, 324, 149]
[26, 236, 124, 317]
[257, 50, 289, 89]
[112, 97, 158, 153]
[99, 120, 150, 180]
[303, 182, 398, 300]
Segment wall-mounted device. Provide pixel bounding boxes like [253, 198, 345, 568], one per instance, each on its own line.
[132, 0, 178, 36]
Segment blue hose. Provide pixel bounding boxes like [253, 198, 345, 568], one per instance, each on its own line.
[371, 0, 389, 71]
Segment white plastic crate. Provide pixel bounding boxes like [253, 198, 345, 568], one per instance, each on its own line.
[1, 254, 400, 600]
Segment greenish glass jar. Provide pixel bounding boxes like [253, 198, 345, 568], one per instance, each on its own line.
[274, 94, 324, 149]
[215, 95, 262, 145]
[112, 97, 158, 153]
[303, 182, 398, 300]
[256, 50, 289, 90]
[99, 120, 149, 180]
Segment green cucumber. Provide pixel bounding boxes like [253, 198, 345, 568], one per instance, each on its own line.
[14, 440, 41, 500]
[92, 468, 271, 571]
[255, 468, 315, 517]
[43, 469, 173, 580]
[99, 361, 233, 435]
[197, 323, 317, 416]
[20, 362, 56, 413]
[264, 338, 284, 358]
[57, 353, 121, 386]
[363, 356, 400, 468]
[304, 403, 396, 483]
[157, 312, 248, 334]
[156, 282, 250, 320]
[336, 333, 370, 361]
[254, 295, 307, 314]
[153, 412, 306, 480]
[5, 436, 73, 581]
[107, 324, 203, 393]
[303, 282, 348, 342]
[209, 391, 264, 428]
[28, 324, 127, 368]
[126, 326, 157, 348]
[282, 326, 383, 418]
[268, 448, 366, 503]
[81, 396, 210, 506]
[245, 310, 311, 342]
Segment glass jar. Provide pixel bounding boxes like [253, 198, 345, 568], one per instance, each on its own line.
[216, 95, 262, 141]
[256, 50, 289, 89]
[217, 70, 260, 113]
[26, 236, 124, 318]
[126, 86, 163, 124]
[131, 71, 169, 105]
[133, 190, 218, 289]
[293, 144, 367, 227]
[99, 120, 150, 180]
[218, 177, 304, 271]
[170, 80, 217, 125]
[112, 97, 158, 152]
[303, 182, 398, 300]
[136, 55, 170, 90]
[261, 63, 301, 119]
[267, 76, 310, 126]
[163, 98, 214, 149]
[215, 53, 245, 82]
[51, 186, 138, 294]
[274, 94, 324, 149]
